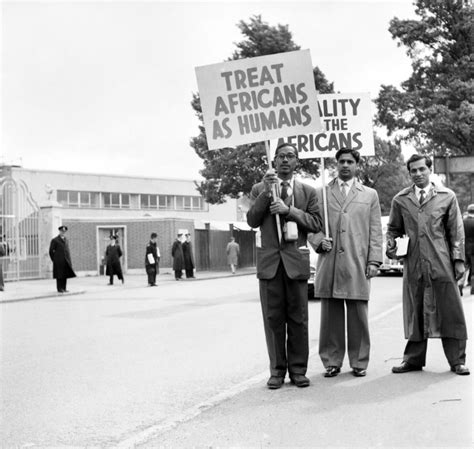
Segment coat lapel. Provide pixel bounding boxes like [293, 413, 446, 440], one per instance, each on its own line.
[329, 179, 345, 206]
[343, 180, 363, 206]
[292, 180, 303, 207]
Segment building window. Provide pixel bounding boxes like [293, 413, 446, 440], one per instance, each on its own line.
[56, 190, 207, 211]
[175, 196, 184, 210]
[103, 193, 111, 208]
[140, 194, 149, 209]
[121, 194, 130, 208]
[140, 194, 158, 209]
[68, 191, 79, 207]
[102, 192, 121, 208]
[80, 192, 91, 207]
[91, 192, 100, 208]
[111, 193, 120, 208]
[57, 190, 68, 204]
[192, 197, 202, 210]
[158, 195, 174, 210]
[184, 196, 192, 210]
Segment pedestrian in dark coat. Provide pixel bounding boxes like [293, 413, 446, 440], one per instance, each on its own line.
[247, 142, 322, 389]
[145, 232, 160, 286]
[387, 154, 469, 376]
[182, 234, 195, 278]
[105, 235, 124, 285]
[49, 225, 76, 293]
[171, 235, 184, 280]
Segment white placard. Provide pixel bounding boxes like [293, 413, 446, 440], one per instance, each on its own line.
[195, 50, 323, 150]
[270, 92, 374, 159]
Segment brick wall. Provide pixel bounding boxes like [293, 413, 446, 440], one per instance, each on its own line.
[64, 218, 194, 273]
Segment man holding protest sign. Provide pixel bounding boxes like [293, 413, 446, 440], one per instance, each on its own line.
[309, 148, 382, 378]
[247, 142, 322, 389]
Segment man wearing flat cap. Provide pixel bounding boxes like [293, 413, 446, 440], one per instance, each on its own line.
[463, 204, 474, 294]
[49, 225, 76, 293]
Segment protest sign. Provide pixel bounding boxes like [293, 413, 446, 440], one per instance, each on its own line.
[195, 50, 323, 150]
[271, 92, 374, 159]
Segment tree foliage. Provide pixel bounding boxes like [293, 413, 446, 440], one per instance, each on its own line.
[190, 15, 334, 204]
[375, 0, 473, 156]
[358, 136, 411, 215]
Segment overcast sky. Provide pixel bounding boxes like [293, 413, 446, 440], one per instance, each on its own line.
[1, 0, 417, 180]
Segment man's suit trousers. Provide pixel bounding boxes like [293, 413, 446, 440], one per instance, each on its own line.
[259, 261, 309, 377]
[319, 298, 370, 369]
[403, 338, 467, 367]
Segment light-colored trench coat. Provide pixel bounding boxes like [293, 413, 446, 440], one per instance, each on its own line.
[309, 179, 383, 300]
[386, 183, 467, 341]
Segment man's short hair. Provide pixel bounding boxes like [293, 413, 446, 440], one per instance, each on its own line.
[406, 154, 432, 171]
[467, 204, 474, 214]
[150, 232, 157, 239]
[274, 142, 299, 159]
[335, 148, 360, 163]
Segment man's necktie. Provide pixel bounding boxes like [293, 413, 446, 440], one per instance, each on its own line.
[280, 181, 290, 201]
[341, 182, 348, 199]
[419, 189, 425, 204]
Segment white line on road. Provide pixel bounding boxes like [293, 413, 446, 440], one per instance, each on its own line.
[116, 302, 403, 448]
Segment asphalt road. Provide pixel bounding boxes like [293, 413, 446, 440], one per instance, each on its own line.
[1, 274, 472, 448]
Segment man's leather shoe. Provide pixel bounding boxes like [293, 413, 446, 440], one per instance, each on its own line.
[324, 366, 341, 377]
[352, 368, 367, 377]
[451, 364, 470, 375]
[266, 376, 284, 389]
[290, 374, 310, 387]
[392, 361, 422, 373]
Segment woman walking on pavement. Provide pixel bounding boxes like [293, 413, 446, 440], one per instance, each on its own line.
[105, 235, 124, 285]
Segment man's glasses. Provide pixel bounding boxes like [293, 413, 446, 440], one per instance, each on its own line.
[276, 153, 297, 161]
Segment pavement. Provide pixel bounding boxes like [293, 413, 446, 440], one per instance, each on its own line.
[0, 266, 257, 303]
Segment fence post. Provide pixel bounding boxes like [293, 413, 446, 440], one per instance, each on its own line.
[204, 222, 211, 270]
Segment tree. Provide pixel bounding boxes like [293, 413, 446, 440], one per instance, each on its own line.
[358, 136, 411, 215]
[190, 15, 334, 204]
[375, 0, 473, 156]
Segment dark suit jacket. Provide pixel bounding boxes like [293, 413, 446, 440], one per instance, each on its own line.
[247, 179, 322, 280]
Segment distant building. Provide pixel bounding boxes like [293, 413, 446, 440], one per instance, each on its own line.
[0, 165, 254, 280]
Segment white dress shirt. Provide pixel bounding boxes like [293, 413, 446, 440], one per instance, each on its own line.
[337, 178, 354, 197]
[414, 183, 432, 202]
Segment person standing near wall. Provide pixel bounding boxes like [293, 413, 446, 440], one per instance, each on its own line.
[171, 233, 184, 280]
[49, 225, 76, 293]
[145, 232, 160, 286]
[182, 233, 195, 279]
[105, 235, 124, 285]
[226, 236, 240, 274]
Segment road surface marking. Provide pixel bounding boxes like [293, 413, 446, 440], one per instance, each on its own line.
[116, 302, 403, 448]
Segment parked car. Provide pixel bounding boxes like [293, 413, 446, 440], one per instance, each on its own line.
[378, 216, 403, 275]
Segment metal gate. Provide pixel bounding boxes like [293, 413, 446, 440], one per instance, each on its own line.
[0, 176, 41, 281]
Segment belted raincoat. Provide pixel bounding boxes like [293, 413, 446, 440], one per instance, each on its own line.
[386, 183, 467, 341]
[310, 179, 383, 300]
